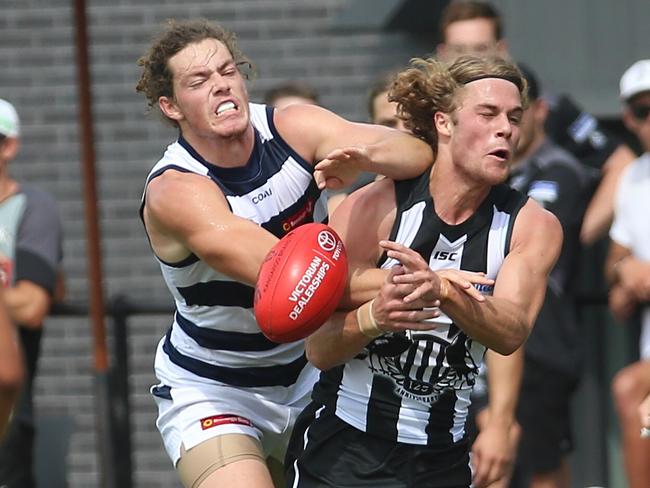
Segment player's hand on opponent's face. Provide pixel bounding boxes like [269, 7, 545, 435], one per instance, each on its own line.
[313, 146, 368, 190]
[379, 240, 494, 304]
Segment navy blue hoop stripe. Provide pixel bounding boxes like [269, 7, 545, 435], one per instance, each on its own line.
[163, 330, 308, 387]
[174, 312, 277, 351]
[177, 280, 255, 307]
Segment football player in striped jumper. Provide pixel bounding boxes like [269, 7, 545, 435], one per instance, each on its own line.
[285, 55, 562, 488]
[135, 19, 435, 488]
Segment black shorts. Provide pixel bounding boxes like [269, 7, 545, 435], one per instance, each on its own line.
[0, 419, 36, 488]
[515, 358, 579, 475]
[285, 401, 472, 488]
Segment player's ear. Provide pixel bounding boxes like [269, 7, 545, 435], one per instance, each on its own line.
[434, 111, 452, 137]
[159, 96, 184, 123]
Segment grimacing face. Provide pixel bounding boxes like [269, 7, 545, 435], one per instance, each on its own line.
[446, 78, 523, 186]
[159, 38, 251, 141]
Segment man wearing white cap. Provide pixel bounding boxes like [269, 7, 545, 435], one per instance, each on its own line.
[605, 60, 650, 488]
[0, 98, 63, 488]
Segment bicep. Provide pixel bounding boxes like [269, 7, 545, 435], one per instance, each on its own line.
[493, 203, 562, 327]
[275, 104, 394, 163]
[146, 172, 279, 286]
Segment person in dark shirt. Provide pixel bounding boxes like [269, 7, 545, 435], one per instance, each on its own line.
[436, 1, 635, 245]
[0, 98, 64, 488]
[506, 65, 592, 488]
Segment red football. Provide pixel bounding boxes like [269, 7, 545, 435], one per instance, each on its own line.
[254, 223, 348, 343]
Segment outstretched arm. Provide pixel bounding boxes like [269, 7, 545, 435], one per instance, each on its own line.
[471, 349, 523, 488]
[274, 103, 433, 189]
[389, 200, 562, 355]
[0, 291, 24, 439]
[144, 170, 279, 286]
[581, 145, 636, 245]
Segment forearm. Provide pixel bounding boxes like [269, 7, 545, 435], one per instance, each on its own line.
[306, 308, 371, 370]
[581, 144, 635, 245]
[4, 281, 51, 329]
[484, 348, 523, 425]
[441, 289, 529, 355]
[364, 133, 433, 179]
[0, 299, 24, 439]
[340, 267, 386, 310]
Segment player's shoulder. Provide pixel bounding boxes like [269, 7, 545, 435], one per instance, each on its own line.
[514, 197, 562, 245]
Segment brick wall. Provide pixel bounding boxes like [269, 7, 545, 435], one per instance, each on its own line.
[2, 1, 424, 486]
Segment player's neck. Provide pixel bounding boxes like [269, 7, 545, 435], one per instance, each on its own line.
[183, 125, 255, 168]
[428, 156, 490, 225]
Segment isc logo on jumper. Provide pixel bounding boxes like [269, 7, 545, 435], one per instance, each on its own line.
[432, 250, 457, 261]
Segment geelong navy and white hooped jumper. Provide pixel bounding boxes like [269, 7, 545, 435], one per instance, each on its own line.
[142, 103, 327, 399]
[313, 171, 527, 446]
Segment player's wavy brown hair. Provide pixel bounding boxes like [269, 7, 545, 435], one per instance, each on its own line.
[136, 19, 251, 120]
[388, 55, 527, 148]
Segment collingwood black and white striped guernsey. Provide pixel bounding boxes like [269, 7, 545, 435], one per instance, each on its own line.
[313, 171, 528, 446]
[142, 103, 326, 393]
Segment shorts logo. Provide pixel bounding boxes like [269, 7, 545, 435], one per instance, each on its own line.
[200, 414, 253, 431]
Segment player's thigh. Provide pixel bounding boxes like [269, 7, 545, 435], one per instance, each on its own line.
[197, 458, 274, 488]
[178, 433, 274, 488]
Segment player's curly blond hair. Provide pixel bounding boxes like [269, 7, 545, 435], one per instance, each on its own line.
[389, 55, 528, 148]
[136, 19, 251, 123]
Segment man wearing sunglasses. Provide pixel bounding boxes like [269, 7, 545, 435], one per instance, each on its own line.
[606, 59, 650, 488]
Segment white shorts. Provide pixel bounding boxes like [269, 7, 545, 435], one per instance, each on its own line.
[151, 342, 319, 466]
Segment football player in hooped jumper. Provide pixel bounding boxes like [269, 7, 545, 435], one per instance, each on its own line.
[136, 18, 443, 488]
[285, 55, 562, 488]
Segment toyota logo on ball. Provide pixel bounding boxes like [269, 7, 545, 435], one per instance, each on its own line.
[317, 230, 337, 252]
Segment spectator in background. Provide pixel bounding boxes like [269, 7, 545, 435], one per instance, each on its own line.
[0, 290, 23, 440]
[507, 65, 592, 488]
[436, 0, 636, 245]
[0, 98, 64, 488]
[263, 80, 319, 110]
[367, 72, 406, 132]
[329, 72, 409, 213]
[605, 59, 650, 488]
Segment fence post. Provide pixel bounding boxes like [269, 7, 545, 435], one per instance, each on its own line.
[109, 294, 133, 488]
